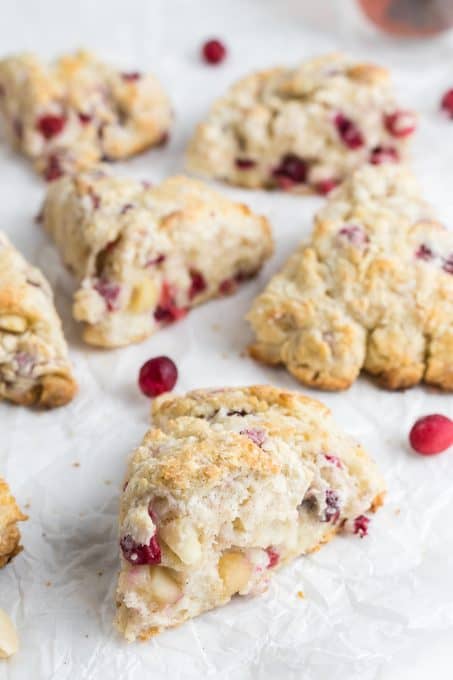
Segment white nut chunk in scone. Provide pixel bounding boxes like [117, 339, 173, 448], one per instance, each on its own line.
[186, 53, 416, 194]
[115, 386, 385, 641]
[42, 170, 273, 348]
[247, 164, 453, 391]
[0, 50, 171, 179]
[0, 232, 77, 407]
[0, 478, 27, 568]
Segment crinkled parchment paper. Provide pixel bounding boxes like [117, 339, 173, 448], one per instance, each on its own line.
[0, 1, 453, 678]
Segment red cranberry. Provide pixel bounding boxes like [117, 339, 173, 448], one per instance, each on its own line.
[37, 114, 67, 139]
[120, 534, 161, 565]
[240, 428, 266, 447]
[78, 112, 92, 125]
[443, 254, 453, 274]
[121, 71, 141, 82]
[409, 414, 453, 455]
[138, 355, 178, 397]
[315, 179, 339, 195]
[324, 454, 343, 469]
[235, 158, 256, 169]
[370, 146, 399, 165]
[94, 280, 121, 311]
[353, 515, 370, 538]
[384, 111, 416, 138]
[441, 89, 453, 118]
[415, 244, 433, 261]
[324, 489, 340, 523]
[201, 39, 227, 65]
[154, 282, 187, 323]
[338, 224, 369, 247]
[273, 154, 307, 185]
[43, 155, 63, 182]
[266, 547, 280, 568]
[334, 113, 364, 149]
[189, 269, 207, 299]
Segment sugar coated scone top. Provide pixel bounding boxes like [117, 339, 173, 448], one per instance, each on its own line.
[115, 385, 385, 641]
[187, 53, 416, 193]
[0, 478, 27, 568]
[42, 169, 273, 348]
[0, 232, 77, 407]
[247, 164, 453, 390]
[0, 50, 171, 179]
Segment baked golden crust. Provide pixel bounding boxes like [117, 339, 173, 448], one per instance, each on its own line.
[0, 232, 77, 407]
[187, 53, 415, 193]
[42, 170, 273, 348]
[0, 478, 27, 568]
[115, 385, 385, 640]
[247, 165, 453, 391]
[0, 50, 171, 179]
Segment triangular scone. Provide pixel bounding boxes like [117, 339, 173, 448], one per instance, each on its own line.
[42, 170, 273, 348]
[0, 50, 171, 179]
[0, 478, 27, 568]
[247, 165, 453, 390]
[187, 53, 416, 194]
[0, 233, 77, 407]
[115, 386, 385, 640]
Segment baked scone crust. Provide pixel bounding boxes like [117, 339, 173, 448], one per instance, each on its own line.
[0, 478, 27, 568]
[115, 385, 385, 640]
[0, 50, 171, 179]
[247, 165, 453, 391]
[187, 53, 416, 193]
[0, 232, 77, 407]
[42, 170, 273, 348]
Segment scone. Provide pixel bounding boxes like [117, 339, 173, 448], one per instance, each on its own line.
[0, 232, 77, 407]
[187, 53, 416, 193]
[42, 169, 273, 348]
[247, 165, 453, 391]
[0, 478, 27, 568]
[0, 50, 171, 179]
[115, 385, 385, 640]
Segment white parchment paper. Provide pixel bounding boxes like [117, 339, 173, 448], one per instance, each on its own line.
[1, 2, 453, 678]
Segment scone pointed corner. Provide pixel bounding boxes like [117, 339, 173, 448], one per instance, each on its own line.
[114, 385, 385, 641]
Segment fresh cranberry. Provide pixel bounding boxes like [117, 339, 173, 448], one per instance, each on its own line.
[240, 428, 266, 447]
[120, 534, 161, 565]
[324, 489, 340, 523]
[154, 282, 187, 323]
[370, 146, 399, 165]
[443, 254, 453, 274]
[219, 277, 238, 295]
[138, 356, 178, 397]
[334, 113, 364, 149]
[201, 39, 227, 65]
[324, 454, 343, 469]
[235, 158, 256, 169]
[441, 89, 453, 118]
[94, 280, 121, 311]
[266, 547, 280, 568]
[315, 179, 339, 195]
[189, 269, 207, 299]
[384, 111, 416, 138]
[121, 71, 141, 82]
[37, 114, 66, 139]
[409, 414, 453, 455]
[353, 515, 370, 538]
[415, 244, 433, 261]
[78, 112, 92, 125]
[338, 224, 369, 247]
[272, 154, 307, 186]
[43, 155, 63, 182]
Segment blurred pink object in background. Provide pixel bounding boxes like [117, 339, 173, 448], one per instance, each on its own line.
[358, 0, 453, 36]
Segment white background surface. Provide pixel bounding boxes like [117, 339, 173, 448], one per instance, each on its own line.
[0, 1, 453, 678]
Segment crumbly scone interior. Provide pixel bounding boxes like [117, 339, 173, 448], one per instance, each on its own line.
[115, 386, 385, 640]
[42, 171, 273, 347]
[247, 165, 453, 390]
[0, 232, 77, 407]
[0, 478, 27, 568]
[187, 53, 416, 193]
